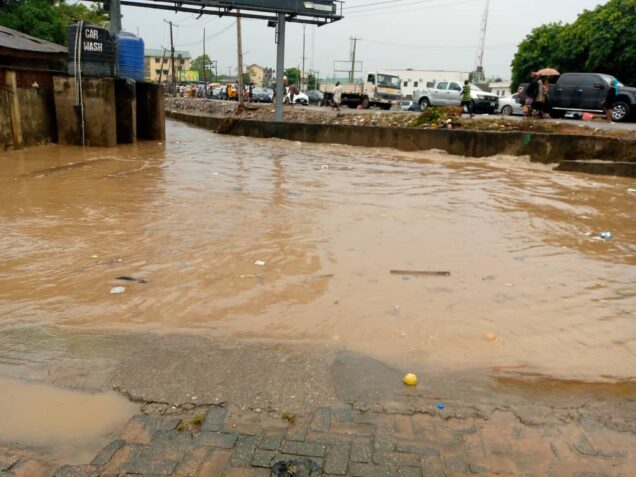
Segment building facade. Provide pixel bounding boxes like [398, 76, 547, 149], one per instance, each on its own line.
[386, 69, 470, 98]
[144, 48, 192, 83]
[489, 82, 512, 97]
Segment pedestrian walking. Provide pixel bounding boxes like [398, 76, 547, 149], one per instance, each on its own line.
[534, 76, 546, 119]
[603, 77, 620, 123]
[248, 82, 255, 103]
[332, 82, 342, 111]
[524, 72, 540, 118]
[461, 80, 473, 117]
[288, 84, 299, 106]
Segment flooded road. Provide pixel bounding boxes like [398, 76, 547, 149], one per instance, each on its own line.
[0, 377, 137, 464]
[1, 119, 634, 384]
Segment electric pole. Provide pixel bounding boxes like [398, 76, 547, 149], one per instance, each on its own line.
[202, 28, 207, 87]
[236, 11, 245, 105]
[158, 47, 167, 84]
[164, 20, 177, 95]
[109, 0, 121, 35]
[301, 25, 307, 90]
[350, 37, 360, 82]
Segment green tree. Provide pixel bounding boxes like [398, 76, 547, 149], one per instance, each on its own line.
[191, 54, 213, 81]
[0, 0, 107, 46]
[284, 67, 300, 86]
[511, 0, 636, 88]
[307, 73, 319, 90]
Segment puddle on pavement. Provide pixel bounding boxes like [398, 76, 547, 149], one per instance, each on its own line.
[0, 119, 634, 384]
[0, 376, 138, 464]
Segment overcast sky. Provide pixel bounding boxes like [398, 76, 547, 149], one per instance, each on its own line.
[119, 0, 608, 80]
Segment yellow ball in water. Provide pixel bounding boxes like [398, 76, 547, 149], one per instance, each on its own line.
[403, 373, 417, 386]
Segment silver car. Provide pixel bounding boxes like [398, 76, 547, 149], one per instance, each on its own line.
[499, 93, 524, 116]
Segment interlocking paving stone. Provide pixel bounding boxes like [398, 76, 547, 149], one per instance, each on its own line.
[258, 432, 284, 451]
[396, 441, 441, 456]
[373, 426, 397, 453]
[420, 455, 445, 477]
[251, 449, 277, 468]
[230, 436, 258, 466]
[286, 419, 309, 442]
[141, 430, 194, 461]
[330, 422, 374, 437]
[125, 457, 179, 476]
[306, 431, 351, 446]
[196, 431, 239, 449]
[351, 437, 373, 463]
[443, 453, 468, 474]
[350, 462, 396, 477]
[53, 465, 100, 477]
[173, 448, 208, 476]
[100, 443, 144, 476]
[279, 440, 327, 457]
[90, 440, 124, 466]
[374, 451, 421, 467]
[398, 466, 422, 477]
[223, 467, 272, 477]
[198, 448, 232, 476]
[203, 406, 229, 432]
[310, 407, 332, 432]
[324, 444, 350, 475]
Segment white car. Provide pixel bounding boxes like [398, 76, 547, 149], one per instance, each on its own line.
[499, 93, 525, 116]
[284, 90, 309, 105]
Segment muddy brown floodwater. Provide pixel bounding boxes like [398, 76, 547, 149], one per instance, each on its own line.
[0, 119, 635, 386]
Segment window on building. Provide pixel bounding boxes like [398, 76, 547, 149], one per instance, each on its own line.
[413, 81, 419, 88]
[155, 58, 160, 63]
[403, 81, 408, 87]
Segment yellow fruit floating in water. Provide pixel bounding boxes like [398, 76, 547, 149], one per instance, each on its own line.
[403, 373, 417, 386]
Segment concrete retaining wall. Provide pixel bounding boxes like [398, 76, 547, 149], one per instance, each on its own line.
[166, 111, 636, 177]
[53, 76, 117, 147]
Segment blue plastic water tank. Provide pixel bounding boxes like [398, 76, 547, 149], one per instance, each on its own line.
[116, 32, 145, 82]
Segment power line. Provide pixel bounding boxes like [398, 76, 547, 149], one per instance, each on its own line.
[175, 21, 236, 47]
[347, 0, 480, 16]
[344, 0, 415, 10]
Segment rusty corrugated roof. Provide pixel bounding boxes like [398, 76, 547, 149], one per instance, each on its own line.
[0, 25, 67, 55]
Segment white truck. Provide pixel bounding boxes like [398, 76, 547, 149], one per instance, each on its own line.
[321, 72, 401, 110]
[413, 80, 499, 114]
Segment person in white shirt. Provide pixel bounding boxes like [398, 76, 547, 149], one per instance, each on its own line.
[332, 82, 342, 111]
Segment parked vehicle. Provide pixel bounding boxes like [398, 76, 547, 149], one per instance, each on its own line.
[547, 73, 635, 122]
[250, 87, 273, 103]
[499, 94, 524, 116]
[284, 89, 309, 105]
[320, 72, 401, 110]
[413, 81, 499, 114]
[306, 90, 324, 105]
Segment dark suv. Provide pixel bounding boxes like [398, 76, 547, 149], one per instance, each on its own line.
[548, 73, 635, 122]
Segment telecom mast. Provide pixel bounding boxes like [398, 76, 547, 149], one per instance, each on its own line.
[474, 0, 490, 83]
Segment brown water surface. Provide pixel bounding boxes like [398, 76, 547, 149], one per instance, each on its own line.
[0, 376, 138, 464]
[0, 120, 634, 382]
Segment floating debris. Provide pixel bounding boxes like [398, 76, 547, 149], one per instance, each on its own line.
[390, 270, 451, 277]
[110, 287, 126, 294]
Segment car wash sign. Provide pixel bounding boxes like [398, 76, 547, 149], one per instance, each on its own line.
[81, 26, 111, 53]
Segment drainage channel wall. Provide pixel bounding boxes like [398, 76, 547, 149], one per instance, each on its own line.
[166, 111, 636, 178]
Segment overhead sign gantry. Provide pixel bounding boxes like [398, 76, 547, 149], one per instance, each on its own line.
[102, 0, 343, 121]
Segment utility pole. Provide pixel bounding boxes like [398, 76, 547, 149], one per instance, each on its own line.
[301, 25, 307, 91]
[158, 47, 167, 84]
[202, 28, 207, 87]
[274, 13, 286, 122]
[164, 20, 177, 95]
[236, 11, 245, 105]
[109, 0, 122, 35]
[350, 37, 360, 82]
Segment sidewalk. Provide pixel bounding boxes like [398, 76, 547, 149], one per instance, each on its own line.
[46, 401, 635, 477]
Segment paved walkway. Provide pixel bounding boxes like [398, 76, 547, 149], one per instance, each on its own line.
[32, 402, 634, 477]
